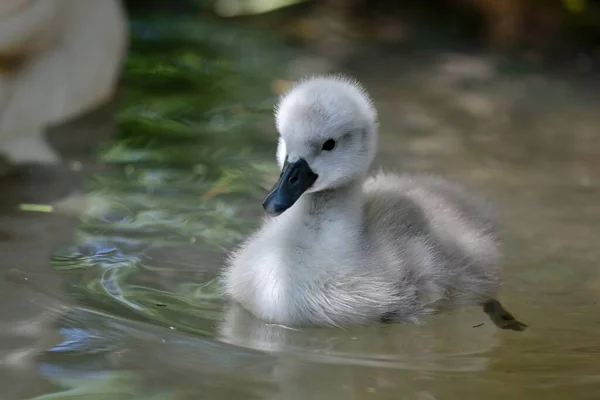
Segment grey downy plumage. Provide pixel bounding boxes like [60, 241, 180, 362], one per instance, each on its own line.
[222, 75, 526, 331]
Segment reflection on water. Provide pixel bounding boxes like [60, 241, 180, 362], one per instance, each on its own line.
[14, 11, 600, 400]
[47, 17, 284, 338]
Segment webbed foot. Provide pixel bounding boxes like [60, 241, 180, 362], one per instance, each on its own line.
[483, 299, 528, 331]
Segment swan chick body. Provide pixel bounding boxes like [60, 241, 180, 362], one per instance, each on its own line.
[222, 75, 503, 327]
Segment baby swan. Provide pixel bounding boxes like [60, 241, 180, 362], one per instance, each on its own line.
[222, 75, 526, 330]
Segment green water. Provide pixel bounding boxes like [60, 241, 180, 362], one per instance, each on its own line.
[25, 12, 600, 400]
[38, 16, 285, 398]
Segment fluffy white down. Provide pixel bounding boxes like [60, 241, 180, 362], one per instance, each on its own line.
[222, 75, 501, 327]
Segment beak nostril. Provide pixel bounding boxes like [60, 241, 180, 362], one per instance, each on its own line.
[289, 175, 299, 185]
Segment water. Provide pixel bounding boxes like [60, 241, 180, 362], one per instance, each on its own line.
[3, 11, 600, 400]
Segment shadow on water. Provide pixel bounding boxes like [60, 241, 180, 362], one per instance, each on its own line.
[11, 6, 600, 400]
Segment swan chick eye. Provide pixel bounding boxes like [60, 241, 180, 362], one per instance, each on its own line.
[321, 139, 336, 151]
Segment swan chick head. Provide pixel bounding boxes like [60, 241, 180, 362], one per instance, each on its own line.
[263, 75, 378, 216]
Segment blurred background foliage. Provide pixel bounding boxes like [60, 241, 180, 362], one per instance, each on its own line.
[122, 0, 600, 57]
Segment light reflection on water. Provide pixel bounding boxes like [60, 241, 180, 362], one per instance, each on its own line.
[20, 13, 600, 400]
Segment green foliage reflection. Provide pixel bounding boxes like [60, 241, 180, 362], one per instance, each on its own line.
[50, 15, 286, 344]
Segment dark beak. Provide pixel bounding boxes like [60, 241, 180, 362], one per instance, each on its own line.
[262, 158, 318, 216]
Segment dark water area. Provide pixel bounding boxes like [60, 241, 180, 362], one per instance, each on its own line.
[1, 2, 600, 399]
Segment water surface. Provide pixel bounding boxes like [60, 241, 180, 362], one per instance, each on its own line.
[4, 13, 600, 400]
